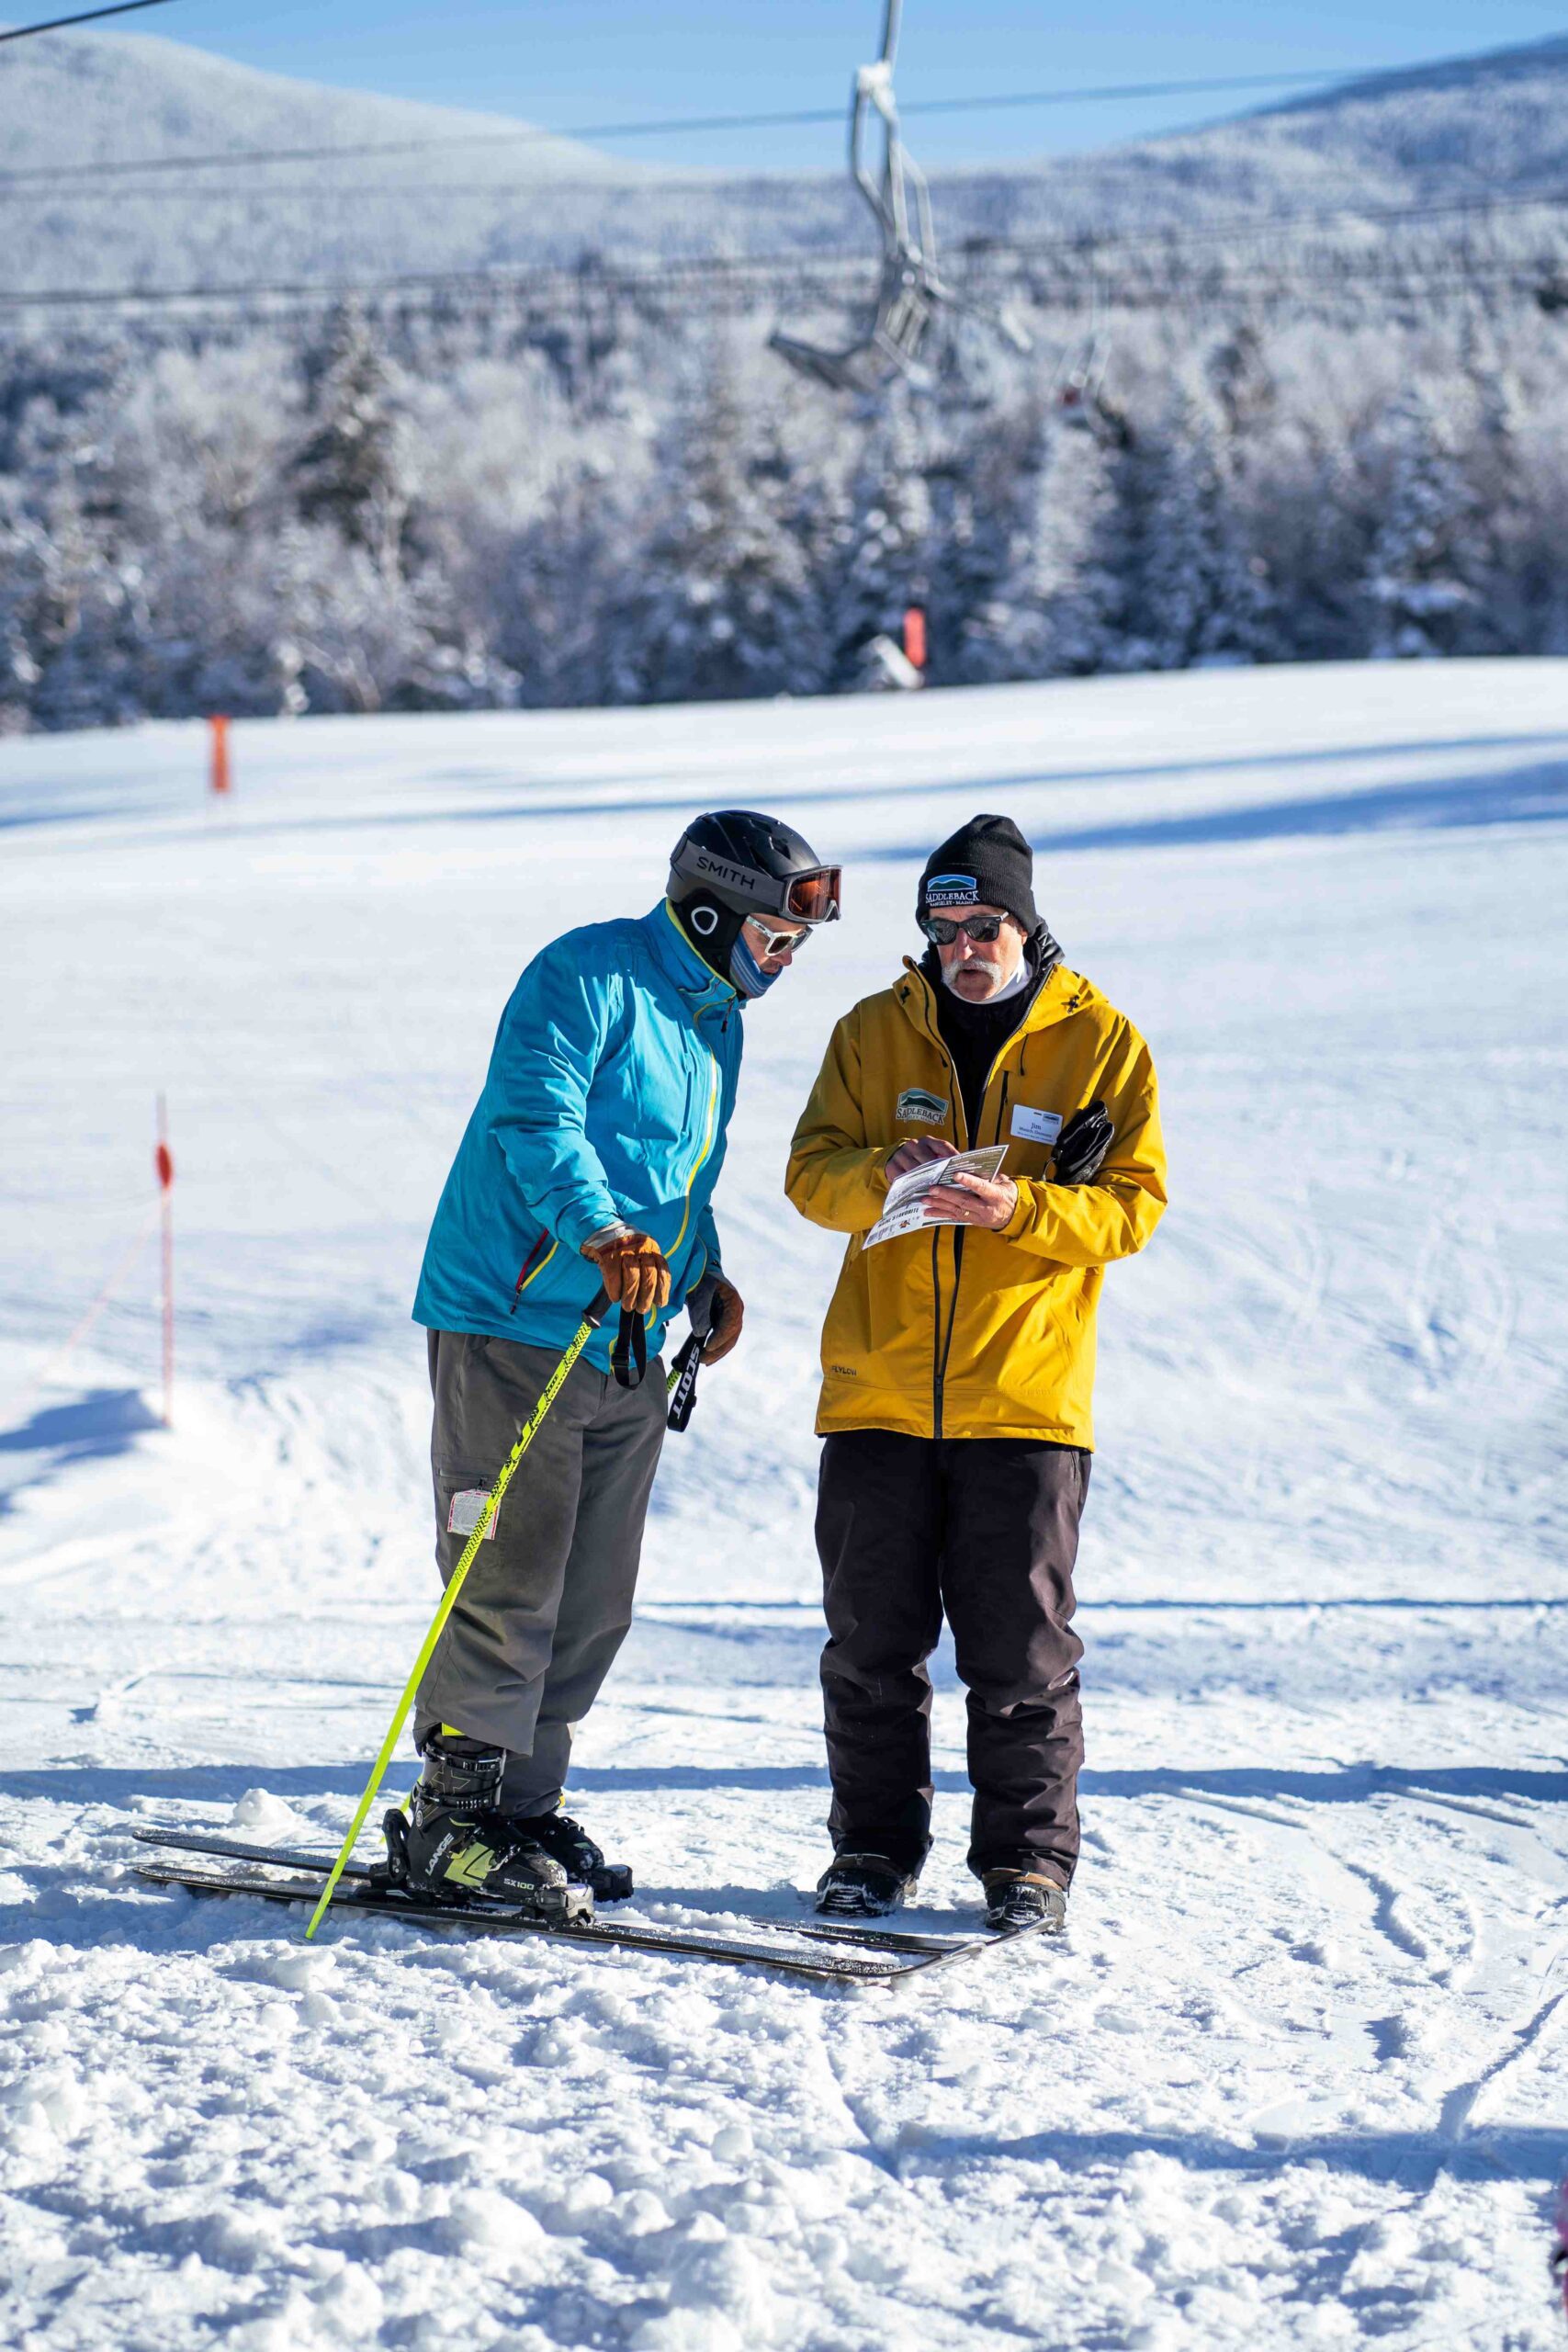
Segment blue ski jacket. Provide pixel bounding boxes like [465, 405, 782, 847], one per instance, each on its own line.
[413, 901, 742, 1373]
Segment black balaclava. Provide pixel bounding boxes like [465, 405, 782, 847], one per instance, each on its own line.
[671, 888, 749, 984]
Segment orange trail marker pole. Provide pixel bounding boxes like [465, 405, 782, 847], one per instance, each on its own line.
[209, 714, 231, 796]
[903, 605, 928, 673]
[155, 1097, 175, 1428]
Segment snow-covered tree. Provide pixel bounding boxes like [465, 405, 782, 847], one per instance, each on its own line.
[496, 468, 624, 708]
[0, 279, 1566, 730]
[598, 357, 829, 705]
[1124, 394, 1278, 669]
[291, 305, 412, 578]
[1363, 387, 1484, 659]
[829, 386, 933, 688]
[952, 414, 1127, 683]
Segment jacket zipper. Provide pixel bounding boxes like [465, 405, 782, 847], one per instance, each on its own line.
[509, 1230, 556, 1313]
[919, 984, 1022, 1439]
[923, 1016, 967, 1442]
[666, 1027, 722, 1269]
[930, 1226, 945, 1436]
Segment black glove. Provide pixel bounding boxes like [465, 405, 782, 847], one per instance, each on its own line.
[1051, 1101, 1113, 1186]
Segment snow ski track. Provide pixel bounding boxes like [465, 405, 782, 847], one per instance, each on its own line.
[1403, 1205, 1517, 1395]
[1436, 1987, 1567, 2142]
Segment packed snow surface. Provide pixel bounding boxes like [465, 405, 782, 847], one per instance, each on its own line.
[1, 662, 1565, 2349]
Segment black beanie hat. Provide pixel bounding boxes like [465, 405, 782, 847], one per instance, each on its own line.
[919, 814, 1040, 933]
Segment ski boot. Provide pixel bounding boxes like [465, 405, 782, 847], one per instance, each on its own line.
[506, 1808, 633, 1903]
[815, 1851, 920, 1919]
[382, 1734, 593, 1925]
[982, 1870, 1066, 1935]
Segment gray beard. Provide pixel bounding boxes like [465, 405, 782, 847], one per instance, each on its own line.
[943, 958, 1031, 1004]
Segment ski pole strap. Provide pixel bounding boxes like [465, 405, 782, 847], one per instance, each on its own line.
[611, 1306, 648, 1390]
[303, 1288, 609, 1942]
[665, 1329, 704, 1432]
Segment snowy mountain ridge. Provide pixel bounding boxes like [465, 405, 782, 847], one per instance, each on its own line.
[2, 25, 1568, 295]
[0, 22, 639, 186]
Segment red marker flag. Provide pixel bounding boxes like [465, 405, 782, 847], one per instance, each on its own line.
[155, 1097, 175, 1427]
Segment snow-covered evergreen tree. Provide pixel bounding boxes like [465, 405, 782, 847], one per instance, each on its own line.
[1124, 394, 1278, 669]
[0, 281, 1564, 730]
[497, 468, 623, 708]
[598, 354, 829, 705]
[1362, 386, 1489, 659]
[291, 305, 412, 579]
[953, 415, 1126, 683]
[0, 492, 44, 733]
[1456, 349, 1529, 656]
[2, 398, 143, 730]
[829, 386, 933, 688]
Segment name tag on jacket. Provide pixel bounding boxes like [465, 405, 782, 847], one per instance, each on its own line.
[1010, 1103, 1064, 1145]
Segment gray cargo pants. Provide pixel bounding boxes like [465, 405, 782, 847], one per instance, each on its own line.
[413, 1328, 667, 1813]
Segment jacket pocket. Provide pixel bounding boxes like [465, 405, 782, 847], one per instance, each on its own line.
[506, 1228, 557, 1315]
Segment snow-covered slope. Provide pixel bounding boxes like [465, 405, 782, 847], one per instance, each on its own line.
[1253, 32, 1568, 192]
[0, 23, 660, 295]
[1, 663, 1566, 2347]
[1057, 32, 1568, 221]
[5, 25, 1568, 295]
[0, 22, 635, 184]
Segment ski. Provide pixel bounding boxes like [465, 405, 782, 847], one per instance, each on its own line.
[131, 1860, 962, 1984]
[129, 1826, 970, 1959]
[130, 1849, 1054, 1986]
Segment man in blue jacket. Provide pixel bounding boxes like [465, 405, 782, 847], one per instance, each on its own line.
[401, 811, 842, 1914]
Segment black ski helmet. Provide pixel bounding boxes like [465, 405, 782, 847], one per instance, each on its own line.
[667, 810, 840, 984]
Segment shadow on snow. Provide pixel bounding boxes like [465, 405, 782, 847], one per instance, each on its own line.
[10, 1759, 1566, 1809]
[0, 1388, 161, 1518]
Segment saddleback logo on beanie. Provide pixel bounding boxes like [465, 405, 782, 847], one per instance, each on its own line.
[896, 1087, 949, 1126]
[923, 872, 978, 908]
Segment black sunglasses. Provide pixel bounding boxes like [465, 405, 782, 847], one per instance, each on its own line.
[920, 913, 1006, 945]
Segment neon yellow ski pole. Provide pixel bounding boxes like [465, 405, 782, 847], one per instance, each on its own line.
[305, 1291, 609, 1940]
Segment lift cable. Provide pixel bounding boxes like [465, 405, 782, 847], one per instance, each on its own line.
[0, 62, 1449, 188]
[1, 234, 1561, 321]
[8, 176, 1568, 252]
[0, 0, 178, 47]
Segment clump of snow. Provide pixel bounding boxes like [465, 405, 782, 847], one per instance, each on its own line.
[227, 1788, 315, 1840]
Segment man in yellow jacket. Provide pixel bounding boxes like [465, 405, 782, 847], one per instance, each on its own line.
[785, 814, 1167, 1932]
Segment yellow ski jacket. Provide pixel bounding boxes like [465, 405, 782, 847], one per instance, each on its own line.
[785, 959, 1167, 1445]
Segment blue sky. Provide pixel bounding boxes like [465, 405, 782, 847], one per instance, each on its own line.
[150, 1, 1568, 171]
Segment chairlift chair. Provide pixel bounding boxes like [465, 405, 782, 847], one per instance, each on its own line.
[771, 0, 1030, 392]
[1053, 334, 1109, 427]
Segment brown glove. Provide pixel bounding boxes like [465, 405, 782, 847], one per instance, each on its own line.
[580, 1227, 671, 1317]
[700, 1278, 745, 1366]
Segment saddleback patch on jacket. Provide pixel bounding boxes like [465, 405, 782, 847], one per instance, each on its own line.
[896, 1087, 950, 1127]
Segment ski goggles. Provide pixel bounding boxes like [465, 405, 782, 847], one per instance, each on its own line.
[779, 866, 842, 925]
[919, 912, 1006, 944]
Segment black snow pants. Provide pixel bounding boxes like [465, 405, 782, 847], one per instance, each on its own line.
[817, 1429, 1090, 1888]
